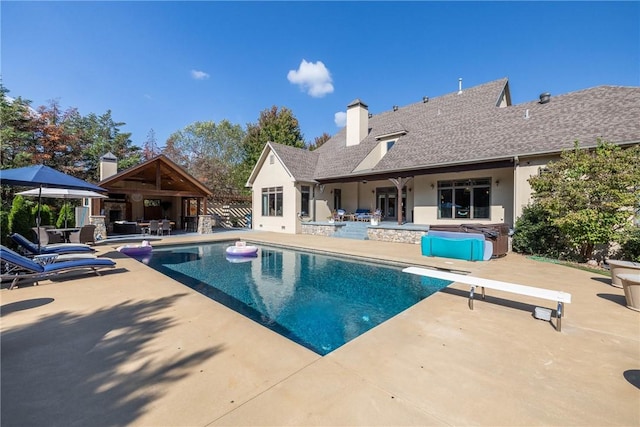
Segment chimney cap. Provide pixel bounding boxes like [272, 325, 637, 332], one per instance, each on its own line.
[347, 98, 368, 109]
[539, 92, 551, 104]
[100, 152, 117, 161]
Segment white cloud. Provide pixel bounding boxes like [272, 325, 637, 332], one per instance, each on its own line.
[287, 59, 334, 98]
[334, 111, 347, 128]
[191, 69, 210, 80]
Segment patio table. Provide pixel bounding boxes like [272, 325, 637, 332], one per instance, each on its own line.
[49, 228, 80, 243]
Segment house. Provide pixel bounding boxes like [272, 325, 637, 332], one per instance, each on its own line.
[92, 154, 213, 235]
[246, 78, 640, 239]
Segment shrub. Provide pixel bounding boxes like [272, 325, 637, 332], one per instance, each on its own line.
[31, 204, 53, 226]
[56, 203, 75, 228]
[512, 203, 570, 259]
[0, 210, 9, 247]
[8, 195, 34, 245]
[617, 226, 640, 262]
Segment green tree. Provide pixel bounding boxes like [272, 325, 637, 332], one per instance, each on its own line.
[529, 140, 640, 260]
[163, 120, 246, 196]
[0, 84, 36, 171]
[238, 106, 305, 188]
[1, 84, 38, 212]
[75, 110, 142, 182]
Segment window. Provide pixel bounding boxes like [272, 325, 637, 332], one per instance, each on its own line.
[386, 140, 395, 151]
[261, 249, 283, 280]
[300, 185, 310, 217]
[262, 187, 283, 216]
[333, 189, 342, 210]
[438, 179, 491, 219]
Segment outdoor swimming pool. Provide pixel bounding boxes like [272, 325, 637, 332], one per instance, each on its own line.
[145, 242, 451, 355]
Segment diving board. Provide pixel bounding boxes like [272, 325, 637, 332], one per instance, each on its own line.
[403, 266, 572, 332]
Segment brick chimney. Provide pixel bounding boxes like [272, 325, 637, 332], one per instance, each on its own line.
[346, 99, 368, 147]
[99, 152, 118, 180]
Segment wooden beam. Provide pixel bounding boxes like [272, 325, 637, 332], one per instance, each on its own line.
[155, 163, 162, 190]
[389, 177, 413, 225]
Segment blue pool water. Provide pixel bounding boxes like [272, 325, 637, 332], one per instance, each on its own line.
[144, 242, 450, 355]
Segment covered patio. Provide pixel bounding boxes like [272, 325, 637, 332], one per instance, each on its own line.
[94, 154, 213, 236]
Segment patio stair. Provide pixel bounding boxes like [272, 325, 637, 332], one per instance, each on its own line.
[333, 221, 369, 240]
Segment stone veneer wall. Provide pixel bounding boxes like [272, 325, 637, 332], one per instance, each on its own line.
[301, 222, 344, 237]
[197, 215, 214, 234]
[367, 227, 428, 244]
[90, 215, 107, 240]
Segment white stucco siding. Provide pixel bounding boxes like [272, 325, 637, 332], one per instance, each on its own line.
[251, 150, 297, 234]
[513, 155, 558, 221]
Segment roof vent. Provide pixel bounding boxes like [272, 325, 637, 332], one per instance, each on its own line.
[539, 92, 551, 104]
[393, 105, 398, 111]
[368, 113, 373, 118]
[423, 96, 429, 103]
[458, 78, 463, 95]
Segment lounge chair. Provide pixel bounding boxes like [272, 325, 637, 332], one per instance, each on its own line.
[1, 245, 115, 290]
[10, 233, 95, 256]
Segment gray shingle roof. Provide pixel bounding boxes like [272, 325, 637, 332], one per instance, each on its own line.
[269, 142, 320, 182]
[278, 78, 640, 181]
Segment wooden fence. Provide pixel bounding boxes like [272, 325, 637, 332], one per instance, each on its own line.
[207, 203, 252, 228]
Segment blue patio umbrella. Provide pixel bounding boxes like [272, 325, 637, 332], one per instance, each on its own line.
[1, 165, 107, 248]
[0, 165, 106, 192]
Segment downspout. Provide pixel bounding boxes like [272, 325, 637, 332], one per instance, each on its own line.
[312, 184, 317, 222]
[512, 156, 519, 227]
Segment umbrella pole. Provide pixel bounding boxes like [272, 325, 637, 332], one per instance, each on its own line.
[37, 186, 42, 252]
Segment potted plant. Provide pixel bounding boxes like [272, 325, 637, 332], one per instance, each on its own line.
[371, 210, 381, 226]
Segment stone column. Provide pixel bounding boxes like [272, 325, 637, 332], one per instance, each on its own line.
[197, 215, 214, 234]
[90, 215, 107, 241]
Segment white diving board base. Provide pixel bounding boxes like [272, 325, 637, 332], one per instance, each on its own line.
[403, 266, 572, 332]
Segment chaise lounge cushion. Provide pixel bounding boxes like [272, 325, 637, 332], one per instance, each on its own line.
[10, 233, 95, 255]
[1, 245, 116, 289]
[355, 209, 372, 221]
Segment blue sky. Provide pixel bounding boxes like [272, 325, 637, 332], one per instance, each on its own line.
[2, 1, 638, 149]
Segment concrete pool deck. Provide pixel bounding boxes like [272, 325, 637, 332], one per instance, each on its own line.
[1, 231, 639, 426]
